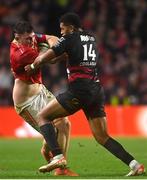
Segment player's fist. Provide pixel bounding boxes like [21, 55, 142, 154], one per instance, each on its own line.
[25, 55, 42, 73]
[24, 64, 35, 73]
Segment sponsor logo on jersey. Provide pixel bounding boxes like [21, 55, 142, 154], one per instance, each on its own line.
[80, 35, 95, 42]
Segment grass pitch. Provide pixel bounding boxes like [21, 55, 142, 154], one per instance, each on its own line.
[0, 137, 146, 179]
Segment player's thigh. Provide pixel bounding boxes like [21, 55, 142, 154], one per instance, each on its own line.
[83, 82, 106, 119]
[20, 108, 40, 132]
[39, 98, 70, 120]
[40, 89, 81, 120]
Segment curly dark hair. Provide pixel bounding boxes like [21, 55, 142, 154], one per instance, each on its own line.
[59, 12, 81, 29]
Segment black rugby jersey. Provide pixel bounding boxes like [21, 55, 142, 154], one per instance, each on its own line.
[52, 31, 99, 82]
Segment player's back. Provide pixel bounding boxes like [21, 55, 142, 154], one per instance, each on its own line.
[63, 31, 99, 83]
[64, 31, 97, 65]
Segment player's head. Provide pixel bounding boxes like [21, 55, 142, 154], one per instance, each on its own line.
[13, 20, 34, 46]
[59, 12, 81, 36]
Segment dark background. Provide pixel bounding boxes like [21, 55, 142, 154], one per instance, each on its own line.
[0, 0, 147, 105]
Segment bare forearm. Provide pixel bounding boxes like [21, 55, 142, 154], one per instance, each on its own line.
[33, 49, 56, 68]
[25, 49, 57, 72]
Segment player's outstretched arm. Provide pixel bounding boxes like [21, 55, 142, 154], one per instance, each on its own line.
[25, 49, 56, 73]
[46, 35, 59, 47]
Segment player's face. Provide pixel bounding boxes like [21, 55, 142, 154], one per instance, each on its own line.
[60, 23, 74, 36]
[15, 32, 34, 46]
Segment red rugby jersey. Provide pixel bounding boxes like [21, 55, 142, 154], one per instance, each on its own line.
[10, 34, 46, 83]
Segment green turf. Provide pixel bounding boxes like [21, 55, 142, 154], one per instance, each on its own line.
[0, 137, 146, 179]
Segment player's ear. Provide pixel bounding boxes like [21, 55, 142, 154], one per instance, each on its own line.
[70, 25, 74, 32]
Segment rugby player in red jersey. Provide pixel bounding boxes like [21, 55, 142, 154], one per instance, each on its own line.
[25, 13, 145, 176]
[10, 20, 78, 176]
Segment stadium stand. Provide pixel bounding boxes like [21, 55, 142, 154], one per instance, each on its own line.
[0, 0, 147, 105]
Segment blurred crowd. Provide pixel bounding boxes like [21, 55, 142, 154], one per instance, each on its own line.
[0, 0, 147, 105]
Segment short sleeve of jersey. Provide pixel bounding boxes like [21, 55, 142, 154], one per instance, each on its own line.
[51, 36, 67, 56]
[35, 33, 46, 43]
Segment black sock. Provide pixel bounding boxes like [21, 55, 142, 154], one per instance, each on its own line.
[104, 137, 134, 165]
[40, 123, 62, 156]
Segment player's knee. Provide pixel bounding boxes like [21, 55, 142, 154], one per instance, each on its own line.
[95, 134, 109, 145]
[61, 117, 71, 133]
[54, 117, 67, 128]
[99, 138, 108, 145]
[65, 118, 71, 131]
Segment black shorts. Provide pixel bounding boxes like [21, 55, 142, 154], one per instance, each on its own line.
[56, 79, 106, 118]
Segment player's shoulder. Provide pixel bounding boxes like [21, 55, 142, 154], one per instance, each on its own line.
[48, 35, 59, 43]
[10, 41, 23, 56]
[65, 31, 93, 39]
[67, 31, 79, 38]
[60, 32, 76, 42]
[80, 30, 95, 37]
[11, 40, 19, 48]
[57, 31, 86, 44]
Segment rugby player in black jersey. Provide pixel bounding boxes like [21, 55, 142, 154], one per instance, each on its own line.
[25, 12, 145, 176]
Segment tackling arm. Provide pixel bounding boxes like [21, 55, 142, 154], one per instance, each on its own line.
[25, 35, 67, 73]
[45, 35, 68, 64]
[24, 48, 56, 73]
[45, 35, 59, 47]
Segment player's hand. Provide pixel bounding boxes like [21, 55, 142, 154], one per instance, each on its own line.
[24, 64, 34, 73]
[24, 56, 42, 73]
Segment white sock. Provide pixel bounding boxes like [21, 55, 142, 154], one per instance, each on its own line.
[129, 160, 140, 170]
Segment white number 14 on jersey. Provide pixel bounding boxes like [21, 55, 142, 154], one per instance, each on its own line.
[83, 44, 96, 61]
